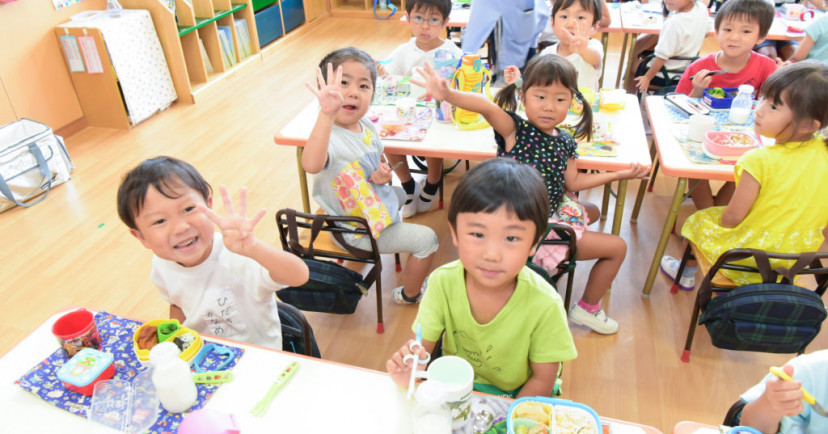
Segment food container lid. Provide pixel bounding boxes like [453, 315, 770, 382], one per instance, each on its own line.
[56, 348, 115, 387]
[88, 369, 159, 433]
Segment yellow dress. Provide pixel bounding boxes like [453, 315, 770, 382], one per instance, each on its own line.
[681, 136, 828, 284]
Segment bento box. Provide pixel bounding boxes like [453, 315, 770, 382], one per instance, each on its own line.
[132, 319, 203, 367]
[507, 397, 602, 434]
[702, 87, 738, 109]
[703, 131, 758, 159]
[56, 348, 116, 396]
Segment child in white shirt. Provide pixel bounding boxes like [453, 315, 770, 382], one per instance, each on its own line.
[541, 0, 606, 90]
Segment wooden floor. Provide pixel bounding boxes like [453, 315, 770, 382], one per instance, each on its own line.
[1, 17, 825, 432]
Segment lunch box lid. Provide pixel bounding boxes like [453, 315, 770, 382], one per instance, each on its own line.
[56, 348, 115, 387]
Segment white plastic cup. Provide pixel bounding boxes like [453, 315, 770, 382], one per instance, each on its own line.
[688, 114, 715, 142]
[424, 356, 474, 431]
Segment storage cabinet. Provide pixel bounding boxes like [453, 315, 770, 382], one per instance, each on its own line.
[253, 0, 306, 48]
[120, 0, 262, 103]
[327, 0, 405, 18]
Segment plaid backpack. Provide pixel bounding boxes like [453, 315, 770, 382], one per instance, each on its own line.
[277, 258, 368, 314]
[278, 302, 321, 358]
[698, 250, 827, 354]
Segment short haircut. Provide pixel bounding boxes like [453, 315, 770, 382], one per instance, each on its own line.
[318, 47, 377, 95]
[552, 0, 603, 25]
[760, 61, 828, 146]
[448, 158, 550, 245]
[714, 0, 774, 38]
[117, 156, 212, 230]
[406, 0, 452, 20]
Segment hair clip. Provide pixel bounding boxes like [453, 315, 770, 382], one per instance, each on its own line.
[574, 89, 585, 101]
[514, 77, 523, 90]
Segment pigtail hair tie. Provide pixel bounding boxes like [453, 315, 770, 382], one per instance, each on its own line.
[574, 89, 585, 101]
[514, 77, 523, 90]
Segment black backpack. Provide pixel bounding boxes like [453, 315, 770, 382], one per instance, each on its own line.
[277, 302, 321, 358]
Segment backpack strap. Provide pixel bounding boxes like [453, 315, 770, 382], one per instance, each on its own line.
[284, 209, 326, 259]
[750, 249, 818, 284]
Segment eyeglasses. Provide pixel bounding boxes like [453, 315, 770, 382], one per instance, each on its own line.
[410, 15, 444, 26]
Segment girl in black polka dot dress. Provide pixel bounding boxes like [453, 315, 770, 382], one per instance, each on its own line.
[414, 55, 648, 335]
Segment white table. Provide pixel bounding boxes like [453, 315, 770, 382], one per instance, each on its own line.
[274, 94, 651, 236]
[1, 310, 666, 433]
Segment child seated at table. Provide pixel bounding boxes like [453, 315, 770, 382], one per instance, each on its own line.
[662, 61, 828, 289]
[377, 0, 463, 218]
[630, 0, 710, 94]
[414, 54, 649, 334]
[303, 47, 438, 305]
[116, 157, 309, 350]
[540, 0, 606, 90]
[674, 0, 777, 210]
[386, 158, 577, 398]
[790, 14, 828, 62]
[736, 349, 828, 433]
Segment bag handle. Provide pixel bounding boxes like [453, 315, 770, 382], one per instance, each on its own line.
[0, 143, 52, 208]
[284, 208, 328, 259]
[750, 249, 818, 284]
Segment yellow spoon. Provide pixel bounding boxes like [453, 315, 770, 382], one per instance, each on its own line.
[769, 366, 828, 417]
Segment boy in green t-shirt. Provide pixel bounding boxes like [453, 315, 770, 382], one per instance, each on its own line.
[386, 158, 577, 398]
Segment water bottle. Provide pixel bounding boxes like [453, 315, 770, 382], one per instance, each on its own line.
[378, 0, 388, 10]
[150, 342, 197, 413]
[412, 380, 452, 434]
[728, 84, 754, 125]
[106, 0, 123, 17]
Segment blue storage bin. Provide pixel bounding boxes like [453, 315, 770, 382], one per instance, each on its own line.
[255, 4, 284, 47]
[282, 0, 306, 33]
[703, 87, 738, 109]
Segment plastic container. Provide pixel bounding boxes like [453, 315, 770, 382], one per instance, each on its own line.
[150, 342, 198, 413]
[507, 397, 601, 434]
[88, 369, 159, 433]
[728, 84, 754, 125]
[703, 131, 758, 158]
[379, 116, 406, 133]
[56, 348, 115, 396]
[412, 381, 452, 434]
[702, 87, 738, 109]
[133, 319, 203, 367]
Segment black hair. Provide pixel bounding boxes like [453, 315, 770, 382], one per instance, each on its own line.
[406, 0, 452, 20]
[117, 156, 212, 230]
[318, 47, 377, 94]
[760, 61, 828, 147]
[494, 54, 593, 141]
[551, 0, 603, 26]
[448, 158, 550, 246]
[714, 0, 774, 38]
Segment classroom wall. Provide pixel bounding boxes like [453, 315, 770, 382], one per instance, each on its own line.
[0, 0, 107, 130]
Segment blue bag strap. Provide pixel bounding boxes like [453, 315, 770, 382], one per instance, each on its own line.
[373, 0, 397, 20]
[0, 143, 52, 208]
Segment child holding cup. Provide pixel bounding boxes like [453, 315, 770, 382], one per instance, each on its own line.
[386, 158, 577, 400]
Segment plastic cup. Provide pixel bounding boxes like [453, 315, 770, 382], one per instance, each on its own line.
[52, 308, 102, 358]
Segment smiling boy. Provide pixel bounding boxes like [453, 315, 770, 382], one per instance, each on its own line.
[675, 0, 777, 97]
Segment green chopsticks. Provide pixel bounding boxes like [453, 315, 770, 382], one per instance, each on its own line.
[250, 361, 300, 417]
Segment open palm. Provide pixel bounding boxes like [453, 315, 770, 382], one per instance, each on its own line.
[306, 62, 343, 117]
[199, 185, 265, 255]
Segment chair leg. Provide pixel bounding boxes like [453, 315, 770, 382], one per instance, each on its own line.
[465, 160, 470, 170]
[681, 301, 702, 362]
[670, 244, 693, 294]
[564, 270, 574, 311]
[438, 175, 444, 210]
[647, 159, 660, 192]
[395, 253, 402, 272]
[375, 277, 385, 334]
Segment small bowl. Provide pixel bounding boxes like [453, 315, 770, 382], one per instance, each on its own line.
[56, 348, 115, 396]
[380, 116, 406, 133]
[703, 131, 757, 158]
[133, 319, 203, 367]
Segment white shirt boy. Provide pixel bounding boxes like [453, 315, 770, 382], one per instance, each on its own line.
[540, 38, 604, 90]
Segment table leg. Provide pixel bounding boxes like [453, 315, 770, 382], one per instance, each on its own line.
[615, 33, 630, 88]
[296, 148, 310, 213]
[601, 183, 611, 221]
[623, 33, 639, 91]
[642, 177, 687, 296]
[611, 179, 627, 235]
[601, 32, 609, 88]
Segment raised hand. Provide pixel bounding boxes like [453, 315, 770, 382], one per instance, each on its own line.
[691, 69, 714, 92]
[569, 20, 594, 54]
[305, 62, 344, 117]
[503, 65, 521, 85]
[411, 62, 450, 101]
[198, 185, 266, 256]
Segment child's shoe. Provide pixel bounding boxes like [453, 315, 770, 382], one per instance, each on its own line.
[569, 304, 619, 334]
[660, 255, 698, 290]
[416, 181, 439, 214]
[391, 278, 428, 305]
[401, 182, 422, 219]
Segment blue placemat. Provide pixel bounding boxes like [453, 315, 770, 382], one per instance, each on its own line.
[15, 311, 244, 433]
[664, 97, 756, 126]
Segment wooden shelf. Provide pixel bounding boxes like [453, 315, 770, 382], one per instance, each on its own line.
[178, 4, 247, 36]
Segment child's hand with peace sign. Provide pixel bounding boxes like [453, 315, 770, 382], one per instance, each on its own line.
[568, 19, 595, 57]
[305, 62, 344, 119]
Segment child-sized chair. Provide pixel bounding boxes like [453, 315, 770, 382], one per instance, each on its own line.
[277, 301, 320, 358]
[527, 223, 578, 310]
[634, 52, 700, 96]
[276, 208, 399, 334]
[677, 247, 828, 362]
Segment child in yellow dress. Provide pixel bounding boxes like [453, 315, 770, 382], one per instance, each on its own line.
[662, 61, 828, 287]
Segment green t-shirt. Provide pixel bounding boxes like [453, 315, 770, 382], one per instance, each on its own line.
[414, 260, 577, 393]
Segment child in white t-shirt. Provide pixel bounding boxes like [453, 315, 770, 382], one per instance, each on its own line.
[378, 0, 463, 218]
[117, 157, 310, 351]
[540, 0, 606, 90]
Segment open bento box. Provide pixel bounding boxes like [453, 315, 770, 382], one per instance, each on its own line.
[702, 87, 738, 109]
[703, 131, 758, 159]
[507, 397, 602, 434]
[132, 319, 203, 367]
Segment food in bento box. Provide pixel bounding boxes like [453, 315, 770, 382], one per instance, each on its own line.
[138, 325, 159, 350]
[704, 131, 758, 159]
[513, 401, 553, 426]
[515, 424, 549, 434]
[555, 406, 600, 434]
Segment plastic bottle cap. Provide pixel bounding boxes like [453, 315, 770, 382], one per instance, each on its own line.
[149, 341, 181, 365]
[414, 380, 448, 407]
[738, 84, 754, 94]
